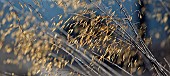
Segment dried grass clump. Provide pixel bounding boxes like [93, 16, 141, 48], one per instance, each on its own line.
[0, 0, 170, 76]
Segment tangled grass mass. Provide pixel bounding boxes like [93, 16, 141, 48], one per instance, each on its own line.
[0, 0, 170, 76]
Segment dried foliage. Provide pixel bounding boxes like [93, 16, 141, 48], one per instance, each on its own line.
[0, 0, 170, 76]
